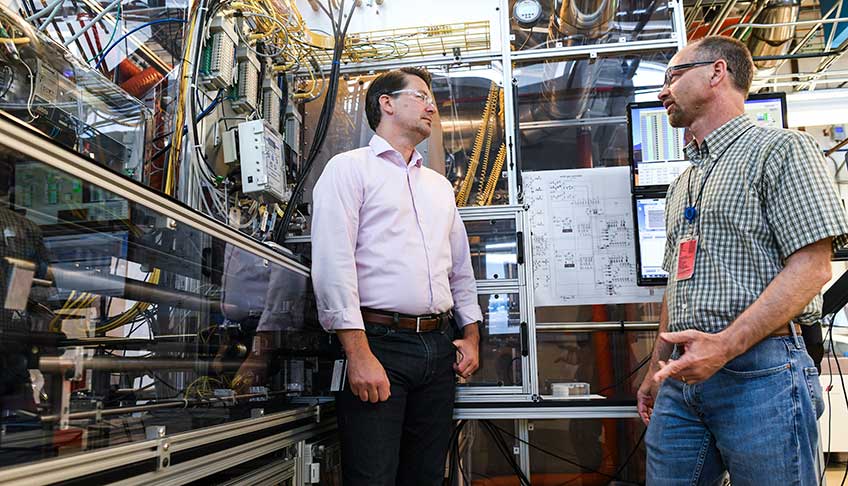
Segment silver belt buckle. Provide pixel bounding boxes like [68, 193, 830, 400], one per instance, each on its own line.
[416, 316, 422, 333]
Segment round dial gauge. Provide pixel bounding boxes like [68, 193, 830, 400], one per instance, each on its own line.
[513, 0, 543, 28]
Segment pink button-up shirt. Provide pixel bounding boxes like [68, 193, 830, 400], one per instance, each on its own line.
[311, 135, 482, 331]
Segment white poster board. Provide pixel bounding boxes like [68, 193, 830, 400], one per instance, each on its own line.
[523, 167, 663, 306]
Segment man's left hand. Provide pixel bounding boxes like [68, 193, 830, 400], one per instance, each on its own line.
[453, 323, 480, 379]
[653, 330, 730, 385]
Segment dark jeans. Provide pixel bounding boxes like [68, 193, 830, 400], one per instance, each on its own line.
[336, 321, 457, 486]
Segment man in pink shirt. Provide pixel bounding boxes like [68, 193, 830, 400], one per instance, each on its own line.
[311, 67, 483, 485]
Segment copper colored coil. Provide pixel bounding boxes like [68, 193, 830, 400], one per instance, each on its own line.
[121, 66, 164, 98]
[117, 59, 143, 79]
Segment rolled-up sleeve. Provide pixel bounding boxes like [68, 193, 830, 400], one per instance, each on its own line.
[311, 156, 365, 332]
[763, 132, 848, 259]
[448, 207, 483, 327]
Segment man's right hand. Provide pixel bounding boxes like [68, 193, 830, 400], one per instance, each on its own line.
[336, 329, 391, 403]
[637, 371, 659, 425]
[347, 350, 391, 403]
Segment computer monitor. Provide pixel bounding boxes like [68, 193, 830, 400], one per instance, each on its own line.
[744, 92, 788, 130]
[627, 101, 689, 193]
[628, 92, 788, 194]
[633, 193, 669, 285]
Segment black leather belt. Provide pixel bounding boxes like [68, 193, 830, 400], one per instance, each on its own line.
[361, 308, 452, 333]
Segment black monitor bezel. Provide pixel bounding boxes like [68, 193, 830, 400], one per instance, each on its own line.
[632, 191, 669, 286]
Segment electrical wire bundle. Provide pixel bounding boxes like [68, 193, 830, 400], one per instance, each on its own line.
[820, 312, 848, 486]
[273, 0, 355, 244]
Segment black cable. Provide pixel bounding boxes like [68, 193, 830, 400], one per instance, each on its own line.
[480, 420, 532, 486]
[827, 331, 848, 486]
[486, 420, 617, 481]
[447, 420, 468, 485]
[273, 0, 356, 244]
[821, 321, 834, 486]
[594, 353, 652, 396]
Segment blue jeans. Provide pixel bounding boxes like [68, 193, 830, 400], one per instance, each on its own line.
[646, 335, 825, 486]
[336, 321, 458, 486]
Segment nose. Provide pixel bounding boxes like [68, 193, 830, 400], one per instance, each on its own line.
[658, 85, 670, 101]
[425, 102, 436, 113]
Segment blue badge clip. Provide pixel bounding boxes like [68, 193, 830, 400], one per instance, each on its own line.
[684, 206, 698, 223]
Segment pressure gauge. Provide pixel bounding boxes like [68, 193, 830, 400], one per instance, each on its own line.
[513, 0, 543, 28]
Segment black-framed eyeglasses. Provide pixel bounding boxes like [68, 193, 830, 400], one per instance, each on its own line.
[663, 60, 730, 87]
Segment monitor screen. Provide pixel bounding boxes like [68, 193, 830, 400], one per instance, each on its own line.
[744, 94, 787, 129]
[633, 195, 669, 285]
[628, 103, 688, 190]
[628, 92, 787, 194]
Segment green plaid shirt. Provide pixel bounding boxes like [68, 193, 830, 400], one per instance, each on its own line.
[663, 115, 848, 333]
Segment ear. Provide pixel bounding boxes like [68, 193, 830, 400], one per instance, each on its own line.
[378, 94, 395, 117]
[709, 60, 728, 87]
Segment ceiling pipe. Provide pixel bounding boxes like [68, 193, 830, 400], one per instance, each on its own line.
[745, 0, 800, 69]
[704, 0, 739, 36]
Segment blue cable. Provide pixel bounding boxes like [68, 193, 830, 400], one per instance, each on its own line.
[94, 18, 187, 70]
[196, 91, 223, 121]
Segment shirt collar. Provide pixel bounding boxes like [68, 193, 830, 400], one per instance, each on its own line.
[683, 114, 754, 166]
[369, 134, 423, 168]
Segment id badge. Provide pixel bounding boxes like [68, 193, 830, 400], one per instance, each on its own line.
[676, 238, 697, 281]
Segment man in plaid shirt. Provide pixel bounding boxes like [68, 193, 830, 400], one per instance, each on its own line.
[637, 36, 848, 485]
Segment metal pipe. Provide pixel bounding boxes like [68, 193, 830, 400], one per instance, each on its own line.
[770, 1, 842, 73]
[48, 266, 219, 313]
[551, 0, 620, 41]
[756, 77, 848, 87]
[705, 0, 738, 37]
[729, 0, 760, 37]
[757, 69, 848, 79]
[38, 391, 288, 422]
[745, 0, 800, 69]
[717, 16, 848, 35]
[685, 0, 703, 32]
[826, 138, 848, 158]
[535, 321, 660, 331]
[39, 356, 245, 373]
[752, 45, 846, 61]
[705, 0, 739, 36]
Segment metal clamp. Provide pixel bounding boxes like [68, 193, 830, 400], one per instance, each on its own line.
[156, 439, 171, 470]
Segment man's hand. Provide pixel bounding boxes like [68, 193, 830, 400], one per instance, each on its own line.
[346, 350, 391, 403]
[653, 330, 731, 385]
[336, 329, 391, 403]
[453, 322, 480, 379]
[637, 370, 660, 425]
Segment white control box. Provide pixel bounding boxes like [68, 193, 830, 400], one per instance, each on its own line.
[237, 120, 288, 202]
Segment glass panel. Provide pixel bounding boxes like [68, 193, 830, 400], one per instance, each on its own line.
[528, 418, 646, 484]
[0, 149, 332, 470]
[0, 6, 149, 180]
[460, 291, 523, 388]
[514, 50, 674, 172]
[509, 0, 675, 51]
[535, 329, 655, 399]
[465, 218, 519, 281]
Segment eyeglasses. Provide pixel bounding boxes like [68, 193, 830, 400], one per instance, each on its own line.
[663, 60, 731, 87]
[389, 89, 435, 107]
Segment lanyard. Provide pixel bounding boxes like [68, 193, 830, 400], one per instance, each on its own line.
[683, 126, 753, 232]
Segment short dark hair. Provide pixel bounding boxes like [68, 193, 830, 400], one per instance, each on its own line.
[691, 36, 754, 95]
[365, 67, 432, 131]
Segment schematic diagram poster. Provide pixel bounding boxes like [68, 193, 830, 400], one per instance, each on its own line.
[523, 167, 663, 306]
